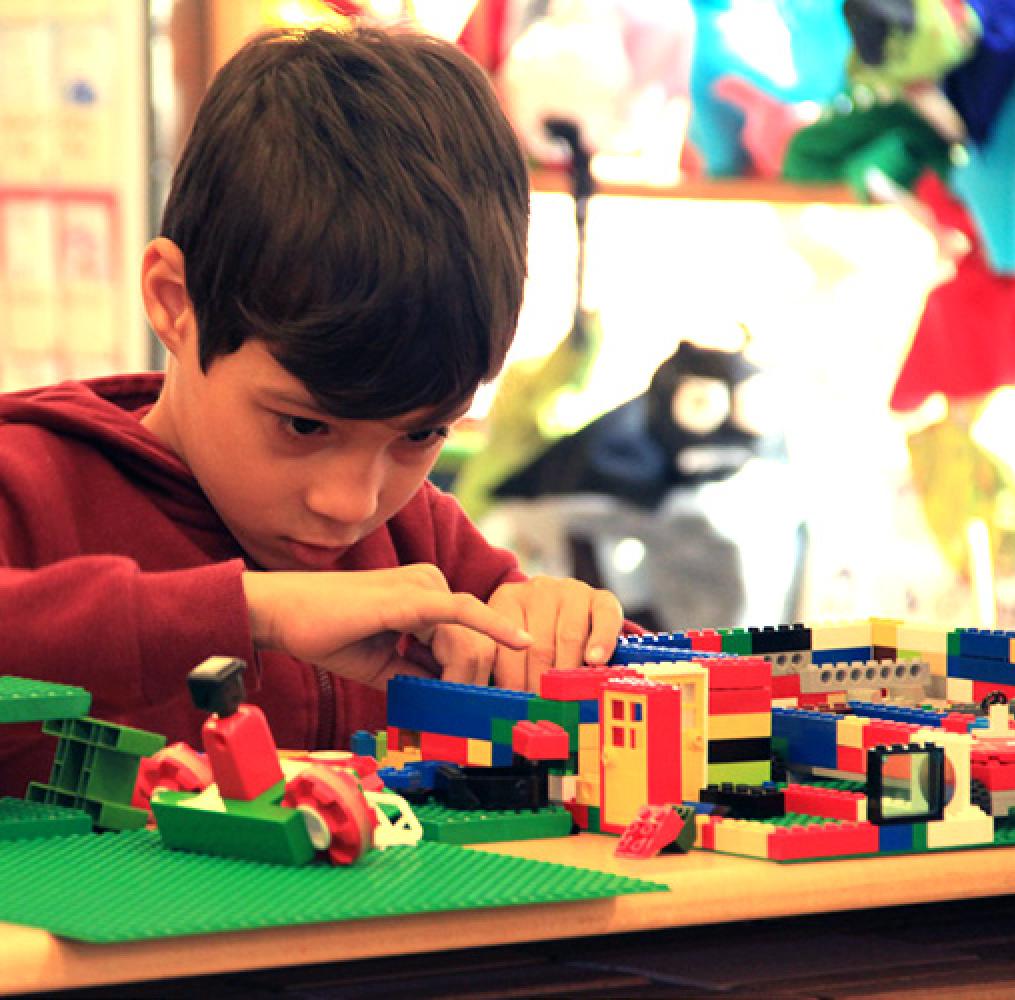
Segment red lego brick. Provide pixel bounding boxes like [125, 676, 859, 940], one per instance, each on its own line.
[768, 820, 878, 860]
[687, 629, 723, 652]
[772, 674, 802, 699]
[799, 691, 845, 708]
[942, 712, 976, 734]
[615, 804, 684, 859]
[784, 783, 865, 821]
[419, 731, 470, 765]
[697, 813, 720, 850]
[203, 704, 284, 801]
[836, 745, 866, 774]
[512, 719, 569, 760]
[862, 720, 920, 749]
[709, 687, 773, 714]
[700, 656, 772, 691]
[539, 667, 640, 701]
[564, 801, 589, 830]
[973, 680, 1015, 701]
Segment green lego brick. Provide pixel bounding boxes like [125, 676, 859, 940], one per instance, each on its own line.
[41, 716, 165, 757]
[374, 728, 388, 761]
[0, 676, 91, 724]
[0, 796, 92, 841]
[586, 806, 602, 834]
[152, 790, 316, 866]
[947, 630, 960, 655]
[26, 783, 151, 832]
[707, 760, 771, 785]
[490, 716, 515, 745]
[414, 802, 573, 844]
[913, 820, 928, 852]
[527, 699, 580, 752]
[722, 628, 752, 655]
[0, 830, 667, 943]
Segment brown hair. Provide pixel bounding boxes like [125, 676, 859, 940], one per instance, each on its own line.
[160, 24, 529, 417]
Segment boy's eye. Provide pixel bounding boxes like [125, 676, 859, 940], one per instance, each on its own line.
[282, 415, 329, 437]
[405, 427, 449, 446]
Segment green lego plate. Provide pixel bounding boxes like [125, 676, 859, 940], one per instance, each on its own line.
[0, 830, 667, 943]
[0, 676, 91, 723]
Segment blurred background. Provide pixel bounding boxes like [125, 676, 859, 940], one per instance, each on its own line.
[3, 0, 1015, 633]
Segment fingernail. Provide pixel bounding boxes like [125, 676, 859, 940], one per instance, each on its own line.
[586, 645, 604, 663]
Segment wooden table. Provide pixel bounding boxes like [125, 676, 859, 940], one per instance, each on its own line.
[3, 835, 1014, 996]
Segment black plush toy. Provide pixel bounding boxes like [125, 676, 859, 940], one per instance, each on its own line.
[495, 340, 783, 509]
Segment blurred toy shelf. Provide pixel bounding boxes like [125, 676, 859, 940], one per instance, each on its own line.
[529, 167, 856, 205]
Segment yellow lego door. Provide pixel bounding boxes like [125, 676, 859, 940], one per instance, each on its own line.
[601, 690, 648, 831]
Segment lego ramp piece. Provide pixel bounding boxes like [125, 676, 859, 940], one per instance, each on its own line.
[0, 797, 91, 841]
[0, 830, 667, 943]
[0, 676, 91, 723]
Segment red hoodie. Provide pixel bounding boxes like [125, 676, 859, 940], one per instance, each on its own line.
[0, 375, 524, 796]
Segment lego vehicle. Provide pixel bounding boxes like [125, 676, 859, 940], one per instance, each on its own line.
[137, 657, 421, 866]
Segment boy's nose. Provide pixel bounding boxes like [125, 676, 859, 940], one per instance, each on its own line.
[304, 464, 382, 526]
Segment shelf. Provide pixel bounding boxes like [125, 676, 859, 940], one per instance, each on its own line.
[530, 167, 857, 204]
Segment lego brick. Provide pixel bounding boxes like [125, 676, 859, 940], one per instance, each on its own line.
[771, 674, 802, 700]
[687, 629, 723, 652]
[526, 698, 580, 752]
[783, 783, 865, 821]
[615, 804, 685, 859]
[772, 707, 841, 770]
[0, 796, 92, 841]
[897, 623, 948, 655]
[152, 788, 316, 866]
[867, 744, 945, 825]
[924, 809, 994, 849]
[419, 732, 471, 766]
[712, 817, 773, 858]
[387, 676, 533, 741]
[870, 618, 903, 648]
[0, 676, 91, 723]
[466, 739, 493, 767]
[767, 651, 812, 675]
[707, 760, 771, 785]
[811, 646, 873, 665]
[578, 699, 599, 723]
[955, 628, 1015, 661]
[538, 667, 639, 701]
[708, 712, 771, 740]
[701, 656, 772, 691]
[767, 820, 879, 860]
[699, 783, 784, 819]
[709, 687, 774, 714]
[707, 737, 771, 764]
[878, 821, 915, 852]
[836, 745, 866, 775]
[203, 704, 284, 801]
[747, 624, 811, 654]
[349, 730, 376, 758]
[848, 701, 944, 727]
[948, 655, 1015, 688]
[809, 621, 872, 650]
[41, 716, 165, 758]
[971, 679, 1015, 703]
[836, 715, 869, 749]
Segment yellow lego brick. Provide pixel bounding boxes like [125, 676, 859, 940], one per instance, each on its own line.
[466, 739, 492, 768]
[925, 651, 947, 677]
[870, 617, 903, 647]
[897, 623, 949, 655]
[578, 741, 599, 777]
[575, 777, 599, 806]
[708, 712, 771, 740]
[810, 621, 872, 650]
[837, 715, 869, 749]
[946, 677, 974, 703]
[713, 818, 772, 859]
[579, 723, 599, 749]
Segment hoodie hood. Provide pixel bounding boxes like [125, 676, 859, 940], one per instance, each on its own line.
[0, 374, 222, 529]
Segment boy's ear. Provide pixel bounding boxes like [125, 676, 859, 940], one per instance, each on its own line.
[141, 238, 197, 358]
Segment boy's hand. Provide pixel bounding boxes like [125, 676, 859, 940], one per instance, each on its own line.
[485, 576, 624, 692]
[242, 564, 532, 689]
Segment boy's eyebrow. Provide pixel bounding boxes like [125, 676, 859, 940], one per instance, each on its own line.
[260, 388, 327, 413]
[259, 387, 473, 427]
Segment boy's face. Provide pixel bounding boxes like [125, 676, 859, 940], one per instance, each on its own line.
[149, 338, 465, 571]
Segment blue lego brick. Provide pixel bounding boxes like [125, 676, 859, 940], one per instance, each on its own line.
[387, 676, 534, 741]
[811, 646, 873, 665]
[878, 822, 915, 852]
[610, 644, 721, 666]
[956, 628, 1015, 661]
[578, 699, 598, 724]
[350, 730, 376, 758]
[948, 655, 1015, 688]
[625, 631, 692, 650]
[847, 701, 945, 727]
[492, 743, 514, 767]
[378, 760, 444, 795]
[772, 708, 841, 770]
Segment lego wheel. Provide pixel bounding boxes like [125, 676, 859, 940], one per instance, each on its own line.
[282, 764, 376, 865]
[132, 742, 213, 811]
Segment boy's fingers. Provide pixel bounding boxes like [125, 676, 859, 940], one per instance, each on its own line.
[433, 625, 497, 686]
[554, 586, 594, 673]
[584, 590, 625, 665]
[489, 588, 529, 691]
[412, 592, 531, 651]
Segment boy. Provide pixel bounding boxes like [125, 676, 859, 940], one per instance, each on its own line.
[0, 24, 623, 796]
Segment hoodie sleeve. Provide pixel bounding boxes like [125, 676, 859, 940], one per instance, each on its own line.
[0, 556, 255, 714]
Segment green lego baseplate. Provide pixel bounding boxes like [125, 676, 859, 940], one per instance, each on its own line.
[0, 830, 667, 943]
[0, 796, 91, 841]
[0, 675, 91, 723]
[414, 802, 574, 844]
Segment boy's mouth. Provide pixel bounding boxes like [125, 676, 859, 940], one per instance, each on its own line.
[285, 538, 352, 569]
